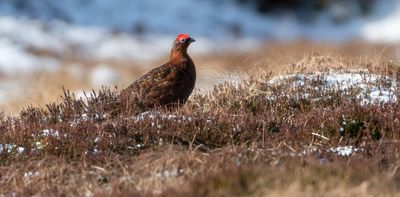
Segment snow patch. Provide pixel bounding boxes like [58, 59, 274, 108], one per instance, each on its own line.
[0, 143, 25, 154]
[363, 2, 400, 43]
[292, 146, 363, 157]
[89, 64, 120, 87]
[328, 146, 363, 156]
[1, 0, 398, 43]
[40, 129, 60, 138]
[0, 38, 59, 75]
[268, 71, 397, 105]
[0, 1, 398, 86]
[133, 111, 193, 123]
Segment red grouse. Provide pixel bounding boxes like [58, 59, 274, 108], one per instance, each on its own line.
[121, 33, 196, 109]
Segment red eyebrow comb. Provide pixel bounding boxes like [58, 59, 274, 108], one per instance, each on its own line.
[176, 33, 190, 40]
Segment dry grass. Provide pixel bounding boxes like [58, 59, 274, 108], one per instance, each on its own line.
[2, 41, 398, 114]
[1, 49, 400, 196]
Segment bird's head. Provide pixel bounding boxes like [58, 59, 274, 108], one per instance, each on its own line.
[172, 33, 195, 53]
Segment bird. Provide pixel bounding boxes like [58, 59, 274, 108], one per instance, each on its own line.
[120, 33, 196, 109]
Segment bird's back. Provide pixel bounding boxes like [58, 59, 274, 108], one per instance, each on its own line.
[122, 59, 196, 108]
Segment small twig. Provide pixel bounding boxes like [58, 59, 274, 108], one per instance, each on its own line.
[311, 132, 330, 141]
[24, 97, 43, 109]
[188, 132, 197, 152]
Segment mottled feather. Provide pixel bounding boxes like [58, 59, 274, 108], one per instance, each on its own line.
[121, 34, 196, 109]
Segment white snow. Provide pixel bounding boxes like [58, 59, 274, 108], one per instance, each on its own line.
[89, 64, 120, 87]
[0, 0, 398, 43]
[16, 146, 25, 154]
[0, 17, 64, 52]
[132, 111, 193, 129]
[363, 1, 400, 43]
[0, 143, 25, 154]
[291, 145, 363, 157]
[0, 1, 398, 81]
[40, 129, 60, 138]
[134, 111, 193, 123]
[0, 38, 59, 75]
[289, 147, 325, 157]
[155, 166, 182, 177]
[0, 0, 398, 73]
[328, 146, 363, 156]
[81, 113, 89, 121]
[24, 171, 39, 178]
[0, 16, 170, 63]
[68, 112, 108, 127]
[0, 144, 13, 154]
[23, 171, 40, 185]
[268, 71, 398, 105]
[74, 90, 94, 101]
[30, 129, 65, 151]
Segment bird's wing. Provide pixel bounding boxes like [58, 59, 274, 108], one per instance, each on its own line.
[123, 60, 194, 107]
[125, 63, 174, 96]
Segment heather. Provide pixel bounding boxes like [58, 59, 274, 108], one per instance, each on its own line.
[0, 55, 399, 196]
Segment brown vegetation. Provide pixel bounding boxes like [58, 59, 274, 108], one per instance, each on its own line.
[0, 54, 400, 196]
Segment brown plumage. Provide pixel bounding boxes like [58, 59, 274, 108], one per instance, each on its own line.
[121, 33, 196, 109]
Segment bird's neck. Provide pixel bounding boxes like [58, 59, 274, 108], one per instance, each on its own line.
[170, 48, 190, 64]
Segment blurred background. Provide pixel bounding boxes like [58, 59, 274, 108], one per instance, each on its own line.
[0, 0, 399, 114]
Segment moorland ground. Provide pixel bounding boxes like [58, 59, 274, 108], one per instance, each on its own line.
[0, 44, 400, 196]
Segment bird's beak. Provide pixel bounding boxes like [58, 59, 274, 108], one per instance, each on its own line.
[189, 37, 196, 43]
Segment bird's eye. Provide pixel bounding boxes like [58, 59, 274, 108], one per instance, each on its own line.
[180, 38, 186, 43]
